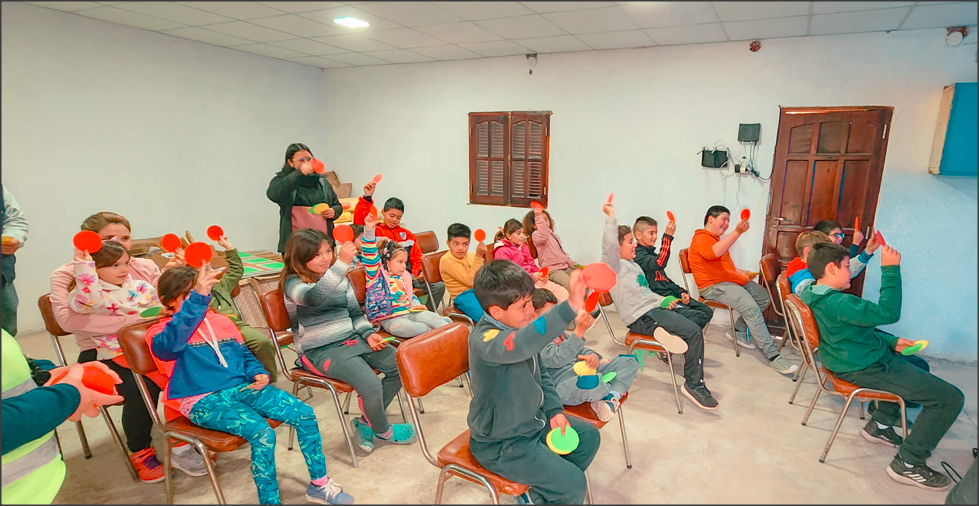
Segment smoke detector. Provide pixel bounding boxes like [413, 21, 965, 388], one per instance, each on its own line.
[946, 26, 970, 46]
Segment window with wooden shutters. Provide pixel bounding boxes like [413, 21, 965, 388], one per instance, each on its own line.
[469, 111, 551, 208]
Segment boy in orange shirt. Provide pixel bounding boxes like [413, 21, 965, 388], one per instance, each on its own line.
[688, 205, 798, 376]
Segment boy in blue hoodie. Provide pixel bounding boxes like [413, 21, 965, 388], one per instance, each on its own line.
[147, 264, 353, 505]
[467, 260, 600, 505]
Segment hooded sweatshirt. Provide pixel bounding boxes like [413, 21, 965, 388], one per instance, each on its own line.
[688, 229, 750, 289]
[799, 265, 901, 373]
[467, 301, 576, 443]
[787, 250, 874, 296]
[148, 291, 267, 400]
[601, 216, 665, 326]
[530, 213, 575, 271]
[493, 239, 539, 274]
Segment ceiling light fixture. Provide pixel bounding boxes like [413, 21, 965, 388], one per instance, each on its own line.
[334, 16, 369, 28]
[946, 26, 970, 46]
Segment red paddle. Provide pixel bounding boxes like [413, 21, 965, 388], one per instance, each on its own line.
[474, 229, 486, 242]
[369, 206, 379, 221]
[854, 217, 860, 232]
[312, 158, 326, 174]
[531, 201, 543, 210]
[333, 224, 354, 244]
[740, 209, 750, 221]
[607, 193, 614, 204]
[341, 202, 352, 210]
[584, 292, 601, 312]
[372, 174, 383, 183]
[874, 230, 886, 247]
[206, 225, 224, 241]
[184, 242, 213, 268]
[49, 363, 118, 395]
[666, 211, 675, 222]
[161, 233, 182, 253]
[539, 267, 550, 279]
[582, 262, 616, 292]
[73, 231, 103, 253]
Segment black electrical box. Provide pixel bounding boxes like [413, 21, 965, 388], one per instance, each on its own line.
[738, 123, 761, 143]
[701, 148, 728, 169]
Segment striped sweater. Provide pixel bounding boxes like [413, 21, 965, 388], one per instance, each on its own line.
[362, 228, 426, 321]
[282, 260, 375, 355]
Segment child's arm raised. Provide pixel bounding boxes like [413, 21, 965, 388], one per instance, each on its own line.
[473, 301, 578, 364]
[600, 200, 620, 271]
[361, 215, 382, 282]
[834, 247, 903, 330]
[215, 236, 243, 292]
[68, 252, 104, 314]
[352, 180, 376, 225]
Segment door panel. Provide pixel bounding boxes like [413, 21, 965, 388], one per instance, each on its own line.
[764, 107, 892, 297]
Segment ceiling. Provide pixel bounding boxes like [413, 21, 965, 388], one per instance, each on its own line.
[21, 1, 979, 69]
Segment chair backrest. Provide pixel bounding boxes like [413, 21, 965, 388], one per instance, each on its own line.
[37, 294, 69, 337]
[776, 273, 792, 305]
[346, 267, 367, 305]
[394, 322, 470, 468]
[231, 284, 241, 298]
[783, 295, 821, 370]
[677, 248, 692, 274]
[484, 243, 495, 263]
[259, 288, 292, 335]
[759, 253, 780, 286]
[421, 251, 446, 285]
[415, 230, 439, 254]
[599, 292, 613, 307]
[117, 319, 167, 429]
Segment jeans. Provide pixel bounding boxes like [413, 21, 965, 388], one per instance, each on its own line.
[1, 270, 18, 336]
[701, 281, 778, 358]
[380, 311, 449, 338]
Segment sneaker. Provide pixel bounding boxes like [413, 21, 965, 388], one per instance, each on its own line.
[861, 420, 904, 448]
[681, 383, 719, 411]
[770, 356, 800, 376]
[129, 447, 165, 483]
[590, 399, 615, 422]
[376, 423, 417, 445]
[886, 455, 952, 491]
[725, 331, 757, 350]
[306, 478, 355, 504]
[653, 327, 688, 354]
[351, 417, 374, 454]
[170, 443, 209, 477]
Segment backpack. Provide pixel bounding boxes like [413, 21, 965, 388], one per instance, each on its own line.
[364, 270, 393, 321]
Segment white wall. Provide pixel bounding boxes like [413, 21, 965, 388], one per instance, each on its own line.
[323, 29, 977, 360]
[1, 2, 330, 333]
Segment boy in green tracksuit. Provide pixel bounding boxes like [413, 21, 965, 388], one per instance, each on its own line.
[210, 236, 278, 382]
[800, 243, 964, 492]
[467, 260, 600, 505]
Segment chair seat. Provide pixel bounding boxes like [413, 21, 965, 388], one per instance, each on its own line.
[624, 332, 668, 353]
[436, 430, 529, 497]
[827, 373, 903, 401]
[165, 416, 283, 453]
[700, 297, 730, 310]
[289, 368, 356, 393]
[564, 392, 629, 429]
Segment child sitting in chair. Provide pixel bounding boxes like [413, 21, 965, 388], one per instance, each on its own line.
[147, 264, 354, 505]
[532, 288, 638, 422]
[438, 223, 487, 321]
[467, 260, 599, 505]
[787, 229, 879, 295]
[800, 242, 964, 492]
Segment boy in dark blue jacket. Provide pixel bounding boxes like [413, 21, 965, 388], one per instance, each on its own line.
[147, 265, 353, 506]
[467, 260, 600, 505]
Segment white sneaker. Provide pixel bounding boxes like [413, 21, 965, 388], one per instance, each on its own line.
[770, 356, 800, 376]
[589, 400, 614, 422]
[170, 444, 209, 477]
[725, 331, 757, 350]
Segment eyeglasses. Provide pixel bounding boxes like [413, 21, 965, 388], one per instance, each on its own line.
[833, 233, 845, 239]
[293, 157, 313, 164]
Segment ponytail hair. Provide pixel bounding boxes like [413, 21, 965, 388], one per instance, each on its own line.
[494, 219, 523, 243]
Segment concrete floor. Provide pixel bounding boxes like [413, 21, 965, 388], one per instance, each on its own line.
[15, 312, 977, 505]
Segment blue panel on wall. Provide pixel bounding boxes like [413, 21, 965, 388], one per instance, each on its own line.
[940, 82, 977, 176]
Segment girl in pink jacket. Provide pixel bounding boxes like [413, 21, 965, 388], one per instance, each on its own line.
[493, 219, 569, 301]
[522, 208, 578, 292]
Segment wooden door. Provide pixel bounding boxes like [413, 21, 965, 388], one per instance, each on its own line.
[763, 106, 893, 296]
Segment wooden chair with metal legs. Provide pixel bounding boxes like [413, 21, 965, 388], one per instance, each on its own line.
[117, 319, 283, 504]
[564, 390, 633, 469]
[596, 293, 683, 414]
[677, 249, 741, 357]
[37, 294, 138, 481]
[394, 323, 594, 504]
[783, 294, 908, 463]
[256, 286, 408, 468]
[760, 253, 795, 353]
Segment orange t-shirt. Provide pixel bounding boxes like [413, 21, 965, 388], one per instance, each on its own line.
[688, 229, 749, 289]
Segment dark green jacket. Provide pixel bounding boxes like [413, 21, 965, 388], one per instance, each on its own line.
[266, 169, 341, 253]
[467, 301, 576, 444]
[210, 249, 243, 320]
[800, 265, 902, 373]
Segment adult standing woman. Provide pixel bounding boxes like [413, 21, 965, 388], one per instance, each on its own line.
[267, 143, 342, 254]
[48, 212, 205, 483]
